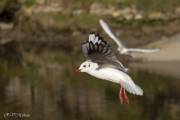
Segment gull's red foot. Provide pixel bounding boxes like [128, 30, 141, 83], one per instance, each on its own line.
[118, 87, 130, 104]
[123, 89, 129, 104]
[119, 87, 123, 104]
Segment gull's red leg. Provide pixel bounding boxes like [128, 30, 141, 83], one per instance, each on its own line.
[119, 87, 123, 104]
[123, 89, 129, 104]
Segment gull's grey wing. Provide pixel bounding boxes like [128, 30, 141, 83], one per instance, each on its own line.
[82, 33, 127, 72]
[99, 19, 125, 49]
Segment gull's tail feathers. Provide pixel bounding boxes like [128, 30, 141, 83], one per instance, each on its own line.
[124, 83, 144, 96]
[120, 73, 143, 96]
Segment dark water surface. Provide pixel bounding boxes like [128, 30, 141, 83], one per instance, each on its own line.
[0, 56, 180, 120]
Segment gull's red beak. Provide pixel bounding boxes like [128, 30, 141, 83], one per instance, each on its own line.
[75, 68, 80, 73]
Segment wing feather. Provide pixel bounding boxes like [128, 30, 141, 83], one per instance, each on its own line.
[99, 19, 125, 49]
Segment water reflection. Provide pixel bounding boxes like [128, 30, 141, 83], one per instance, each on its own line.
[0, 56, 180, 120]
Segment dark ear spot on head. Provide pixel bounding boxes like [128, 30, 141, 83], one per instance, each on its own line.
[88, 64, 90, 67]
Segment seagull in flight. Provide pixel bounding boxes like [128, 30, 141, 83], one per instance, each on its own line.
[76, 33, 143, 104]
[99, 19, 160, 55]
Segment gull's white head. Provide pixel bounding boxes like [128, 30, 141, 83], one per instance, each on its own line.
[77, 61, 98, 73]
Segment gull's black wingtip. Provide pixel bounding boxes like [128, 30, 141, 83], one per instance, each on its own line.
[89, 32, 101, 38]
[89, 32, 96, 35]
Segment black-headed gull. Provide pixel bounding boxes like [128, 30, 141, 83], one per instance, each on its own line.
[76, 33, 143, 104]
[99, 19, 160, 55]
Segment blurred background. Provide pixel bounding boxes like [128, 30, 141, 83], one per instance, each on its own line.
[0, 0, 180, 120]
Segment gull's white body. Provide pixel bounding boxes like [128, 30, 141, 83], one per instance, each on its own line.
[79, 61, 143, 96]
[99, 19, 160, 55]
[88, 67, 126, 83]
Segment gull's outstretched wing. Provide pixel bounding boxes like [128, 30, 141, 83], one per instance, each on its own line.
[99, 19, 160, 55]
[127, 48, 160, 53]
[99, 19, 125, 49]
[82, 33, 127, 72]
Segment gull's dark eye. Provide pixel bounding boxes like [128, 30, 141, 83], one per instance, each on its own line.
[83, 65, 86, 68]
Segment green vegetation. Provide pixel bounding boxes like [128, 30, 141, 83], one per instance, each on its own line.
[124, 0, 180, 12]
[0, 0, 6, 12]
[36, 12, 103, 29]
[24, 0, 36, 6]
[59, 0, 180, 12]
